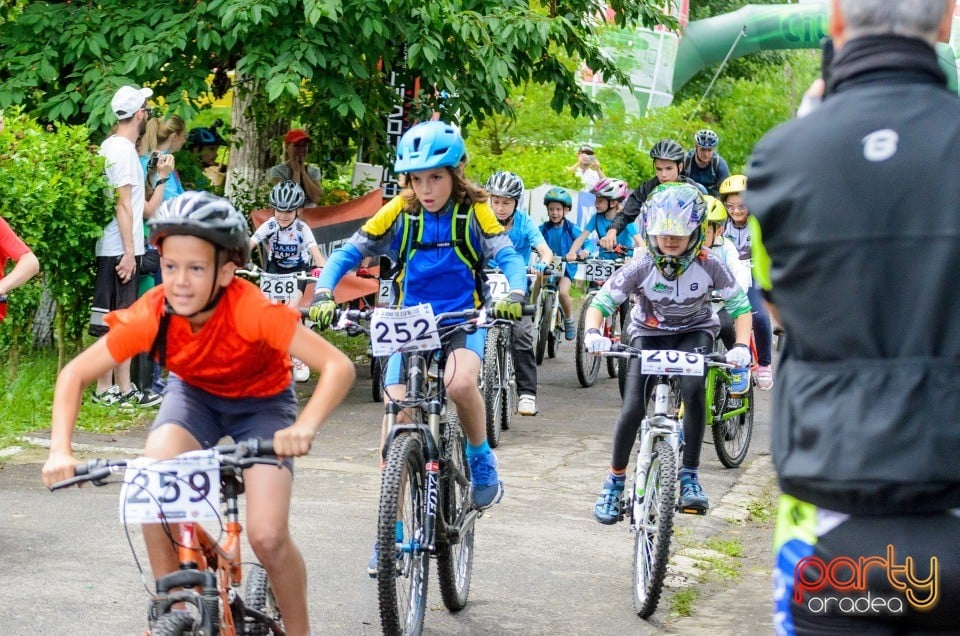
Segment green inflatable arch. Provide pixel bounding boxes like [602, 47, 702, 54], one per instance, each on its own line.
[671, 3, 960, 94]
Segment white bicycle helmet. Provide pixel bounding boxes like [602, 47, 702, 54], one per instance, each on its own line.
[485, 171, 525, 201]
[592, 178, 628, 202]
[269, 179, 306, 212]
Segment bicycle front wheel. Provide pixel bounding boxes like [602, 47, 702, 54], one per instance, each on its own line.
[633, 439, 677, 619]
[712, 381, 754, 468]
[481, 327, 504, 447]
[149, 611, 195, 636]
[535, 293, 553, 365]
[244, 563, 283, 635]
[575, 291, 602, 387]
[377, 434, 429, 635]
[436, 414, 475, 611]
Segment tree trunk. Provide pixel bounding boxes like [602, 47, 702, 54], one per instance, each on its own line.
[224, 74, 286, 213]
[31, 284, 55, 349]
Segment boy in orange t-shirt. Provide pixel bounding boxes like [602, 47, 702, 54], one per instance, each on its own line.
[41, 191, 355, 636]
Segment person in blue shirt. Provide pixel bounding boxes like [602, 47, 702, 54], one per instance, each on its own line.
[568, 178, 639, 260]
[309, 121, 527, 576]
[539, 187, 591, 340]
[485, 171, 553, 416]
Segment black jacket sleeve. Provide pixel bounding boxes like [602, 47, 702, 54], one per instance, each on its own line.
[610, 177, 659, 234]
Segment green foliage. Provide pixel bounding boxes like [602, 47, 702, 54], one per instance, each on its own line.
[0, 108, 112, 353]
[0, 0, 674, 164]
[0, 346, 147, 448]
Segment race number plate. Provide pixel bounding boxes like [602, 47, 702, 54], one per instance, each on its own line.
[485, 272, 510, 301]
[259, 272, 298, 303]
[582, 259, 616, 282]
[119, 451, 220, 524]
[378, 278, 397, 307]
[369, 304, 441, 357]
[640, 350, 704, 376]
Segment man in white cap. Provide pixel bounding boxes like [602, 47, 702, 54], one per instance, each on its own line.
[89, 84, 163, 408]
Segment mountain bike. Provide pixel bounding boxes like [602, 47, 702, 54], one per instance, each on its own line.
[704, 341, 755, 468]
[599, 345, 728, 618]
[49, 439, 285, 635]
[480, 268, 519, 447]
[533, 259, 565, 365]
[573, 256, 628, 388]
[342, 303, 530, 635]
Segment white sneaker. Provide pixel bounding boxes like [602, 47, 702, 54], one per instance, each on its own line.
[292, 357, 310, 382]
[518, 394, 538, 416]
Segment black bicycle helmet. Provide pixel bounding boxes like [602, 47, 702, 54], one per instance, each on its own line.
[649, 139, 685, 163]
[186, 126, 227, 149]
[269, 180, 306, 212]
[148, 191, 250, 266]
[485, 171, 525, 201]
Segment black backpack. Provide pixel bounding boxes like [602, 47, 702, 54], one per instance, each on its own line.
[683, 150, 720, 186]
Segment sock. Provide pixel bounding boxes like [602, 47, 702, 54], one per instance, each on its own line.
[466, 439, 491, 459]
[680, 467, 698, 483]
[608, 469, 626, 483]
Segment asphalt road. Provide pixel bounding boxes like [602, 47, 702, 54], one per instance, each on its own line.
[0, 339, 774, 635]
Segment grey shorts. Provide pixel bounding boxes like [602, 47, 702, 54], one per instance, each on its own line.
[152, 375, 298, 470]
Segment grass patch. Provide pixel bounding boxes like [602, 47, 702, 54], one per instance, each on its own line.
[747, 496, 776, 523]
[0, 348, 149, 448]
[670, 587, 699, 617]
[322, 328, 371, 362]
[704, 536, 745, 559]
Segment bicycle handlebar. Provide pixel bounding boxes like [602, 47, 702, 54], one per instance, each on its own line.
[598, 344, 735, 368]
[236, 267, 319, 283]
[49, 438, 279, 491]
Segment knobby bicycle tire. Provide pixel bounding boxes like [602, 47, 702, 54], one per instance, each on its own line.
[548, 304, 563, 359]
[501, 335, 516, 432]
[244, 563, 283, 635]
[481, 327, 504, 448]
[535, 293, 553, 364]
[377, 434, 429, 636]
[575, 291, 602, 387]
[149, 611, 196, 636]
[711, 381, 754, 468]
[436, 414, 475, 611]
[371, 356, 384, 403]
[633, 439, 677, 619]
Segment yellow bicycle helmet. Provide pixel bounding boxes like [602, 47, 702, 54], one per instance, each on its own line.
[718, 174, 747, 198]
[703, 195, 727, 225]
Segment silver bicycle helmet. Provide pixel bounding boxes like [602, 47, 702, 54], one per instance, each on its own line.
[485, 171, 525, 201]
[694, 129, 719, 149]
[269, 179, 306, 212]
[649, 139, 685, 162]
[148, 191, 250, 266]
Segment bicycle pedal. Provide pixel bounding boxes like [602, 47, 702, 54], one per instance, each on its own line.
[679, 506, 708, 516]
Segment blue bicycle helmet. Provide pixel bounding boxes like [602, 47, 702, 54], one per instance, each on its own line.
[394, 121, 465, 174]
[543, 187, 572, 208]
[694, 129, 719, 149]
[186, 126, 227, 149]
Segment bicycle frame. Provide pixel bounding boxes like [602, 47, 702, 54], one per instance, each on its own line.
[631, 377, 682, 513]
[705, 365, 751, 424]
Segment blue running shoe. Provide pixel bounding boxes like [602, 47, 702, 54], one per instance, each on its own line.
[469, 451, 503, 509]
[593, 477, 625, 525]
[679, 474, 709, 512]
[564, 317, 576, 341]
[367, 543, 379, 578]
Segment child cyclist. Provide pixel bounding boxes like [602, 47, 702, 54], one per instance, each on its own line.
[719, 174, 774, 390]
[539, 187, 591, 340]
[308, 121, 528, 574]
[702, 195, 751, 352]
[567, 177, 638, 261]
[250, 180, 328, 382]
[583, 184, 753, 519]
[485, 170, 553, 416]
[41, 191, 356, 636]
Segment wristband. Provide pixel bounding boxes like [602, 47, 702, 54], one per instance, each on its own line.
[155, 177, 169, 185]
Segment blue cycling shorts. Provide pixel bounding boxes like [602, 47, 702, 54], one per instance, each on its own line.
[383, 327, 486, 386]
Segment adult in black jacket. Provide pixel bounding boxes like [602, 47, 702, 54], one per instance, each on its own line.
[747, 0, 960, 633]
[599, 139, 702, 251]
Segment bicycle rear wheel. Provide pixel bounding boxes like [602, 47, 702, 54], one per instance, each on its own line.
[481, 327, 505, 447]
[712, 382, 754, 468]
[548, 304, 564, 359]
[244, 563, 283, 635]
[633, 439, 677, 618]
[371, 355, 384, 403]
[436, 414, 475, 611]
[377, 434, 429, 635]
[501, 340, 516, 432]
[575, 291, 602, 387]
[606, 304, 627, 379]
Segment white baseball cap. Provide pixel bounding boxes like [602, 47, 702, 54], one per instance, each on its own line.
[110, 85, 153, 120]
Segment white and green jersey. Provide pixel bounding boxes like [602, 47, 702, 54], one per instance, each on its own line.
[723, 219, 752, 264]
[591, 249, 751, 338]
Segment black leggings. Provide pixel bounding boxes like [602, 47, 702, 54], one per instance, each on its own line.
[610, 331, 713, 472]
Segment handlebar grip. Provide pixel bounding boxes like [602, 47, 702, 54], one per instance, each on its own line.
[522, 304, 536, 316]
[0, 294, 7, 303]
[255, 438, 275, 456]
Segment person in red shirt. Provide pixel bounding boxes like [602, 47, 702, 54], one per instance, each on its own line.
[41, 191, 355, 636]
[0, 215, 40, 321]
